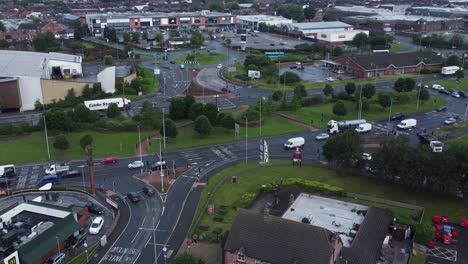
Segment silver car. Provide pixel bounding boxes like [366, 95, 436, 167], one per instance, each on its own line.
[451, 92, 460, 98]
[128, 160, 144, 169]
[315, 133, 330, 140]
[444, 117, 457, 125]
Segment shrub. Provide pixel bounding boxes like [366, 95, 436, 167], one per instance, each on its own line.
[53, 134, 69, 150]
[0, 124, 25, 136]
[302, 95, 324, 106]
[394, 213, 434, 245]
[279, 71, 301, 84]
[238, 192, 257, 208]
[420, 69, 431, 74]
[260, 178, 344, 196]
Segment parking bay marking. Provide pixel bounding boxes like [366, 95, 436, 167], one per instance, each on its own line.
[426, 246, 457, 261]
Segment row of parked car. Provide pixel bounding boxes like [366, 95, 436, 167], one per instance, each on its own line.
[432, 84, 468, 98]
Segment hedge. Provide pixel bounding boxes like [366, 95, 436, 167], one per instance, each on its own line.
[260, 178, 344, 196]
[394, 213, 434, 245]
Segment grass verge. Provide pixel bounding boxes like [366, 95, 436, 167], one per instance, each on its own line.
[434, 122, 468, 136]
[448, 134, 468, 147]
[283, 94, 446, 128]
[190, 162, 468, 241]
[68, 245, 98, 264]
[389, 43, 410, 52]
[424, 78, 468, 93]
[176, 52, 225, 65]
[409, 252, 426, 264]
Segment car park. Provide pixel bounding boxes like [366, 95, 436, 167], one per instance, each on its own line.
[46, 252, 65, 264]
[100, 157, 118, 164]
[86, 203, 104, 215]
[390, 113, 405, 121]
[436, 106, 447, 112]
[315, 133, 330, 141]
[128, 160, 144, 169]
[444, 117, 457, 125]
[362, 153, 372, 161]
[143, 186, 155, 196]
[89, 217, 104, 235]
[127, 192, 142, 203]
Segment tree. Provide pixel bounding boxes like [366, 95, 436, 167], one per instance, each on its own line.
[345, 82, 356, 95]
[303, 6, 316, 20]
[189, 102, 204, 120]
[225, 38, 232, 46]
[0, 21, 5, 32]
[293, 84, 307, 98]
[357, 98, 370, 112]
[103, 55, 113, 65]
[362, 83, 376, 99]
[322, 131, 363, 167]
[394, 78, 415, 92]
[73, 25, 88, 40]
[203, 103, 219, 125]
[209, 2, 224, 11]
[190, 31, 204, 46]
[323, 13, 337, 21]
[377, 92, 391, 108]
[107, 28, 117, 42]
[183, 94, 196, 113]
[323, 84, 333, 97]
[455, 70, 464, 79]
[107, 103, 121, 118]
[272, 90, 283, 101]
[244, 55, 271, 68]
[137, 101, 162, 128]
[155, 33, 164, 44]
[161, 118, 177, 138]
[450, 34, 464, 49]
[332, 46, 343, 56]
[333, 100, 347, 116]
[53, 134, 69, 150]
[172, 253, 200, 264]
[170, 30, 181, 38]
[142, 31, 148, 41]
[0, 39, 9, 49]
[227, 2, 240, 10]
[280, 72, 301, 84]
[32, 32, 59, 52]
[169, 97, 187, 120]
[65, 88, 77, 104]
[351, 32, 368, 50]
[44, 108, 73, 131]
[445, 55, 461, 67]
[194, 115, 212, 136]
[75, 103, 98, 123]
[132, 32, 140, 42]
[80, 134, 93, 149]
[34, 99, 43, 111]
[123, 32, 130, 43]
[419, 88, 430, 102]
[277, 4, 304, 22]
[221, 115, 235, 130]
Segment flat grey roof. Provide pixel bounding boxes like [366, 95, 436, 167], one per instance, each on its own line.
[0, 50, 82, 78]
[86, 11, 233, 20]
[291, 21, 352, 30]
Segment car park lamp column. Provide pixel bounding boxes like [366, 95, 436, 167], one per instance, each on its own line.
[464, 102, 468, 122]
[56, 236, 60, 254]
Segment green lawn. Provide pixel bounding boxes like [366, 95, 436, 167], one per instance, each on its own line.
[425, 78, 468, 93]
[409, 252, 426, 264]
[176, 52, 225, 65]
[434, 122, 468, 136]
[0, 131, 153, 164]
[389, 42, 410, 52]
[283, 94, 446, 128]
[148, 114, 306, 152]
[190, 162, 468, 240]
[448, 134, 468, 147]
[68, 245, 98, 264]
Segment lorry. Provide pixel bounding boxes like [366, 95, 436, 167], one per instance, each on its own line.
[45, 164, 70, 175]
[84, 98, 131, 111]
[0, 165, 16, 177]
[355, 123, 372, 133]
[417, 132, 444, 152]
[327, 119, 367, 134]
[397, 119, 417, 130]
[441, 66, 463, 76]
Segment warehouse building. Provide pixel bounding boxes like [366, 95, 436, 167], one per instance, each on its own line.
[236, 15, 292, 31]
[0, 50, 115, 112]
[86, 10, 236, 36]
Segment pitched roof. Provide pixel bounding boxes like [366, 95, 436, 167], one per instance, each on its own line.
[339, 207, 392, 264]
[18, 23, 39, 30]
[346, 52, 443, 70]
[224, 209, 336, 264]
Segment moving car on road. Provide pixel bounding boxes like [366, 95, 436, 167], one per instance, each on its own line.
[326, 77, 336, 82]
[127, 192, 142, 203]
[128, 160, 144, 169]
[452, 91, 460, 98]
[89, 217, 104, 235]
[100, 157, 118, 164]
[217, 64, 222, 69]
[362, 153, 372, 161]
[315, 133, 330, 141]
[143, 186, 155, 196]
[436, 106, 447, 112]
[390, 113, 405, 121]
[444, 117, 457, 125]
[86, 203, 104, 215]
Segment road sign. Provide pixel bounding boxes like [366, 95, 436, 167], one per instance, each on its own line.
[154, 68, 160, 75]
[235, 123, 240, 136]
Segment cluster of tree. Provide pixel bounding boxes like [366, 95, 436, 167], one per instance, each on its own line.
[32, 32, 60, 52]
[279, 72, 301, 84]
[276, 4, 316, 22]
[294, 42, 343, 57]
[444, 55, 464, 68]
[241, 55, 278, 82]
[322, 82, 376, 116]
[190, 32, 205, 47]
[123, 32, 141, 43]
[412, 34, 466, 50]
[73, 22, 89, 40]
[349, 33, 394, 51]
[168, 95, 235, 137]
[272, 84, 308, 111]
[103, 27, 117, 42]
[41, 83, 107, 109]
[0, 21, 6, 32]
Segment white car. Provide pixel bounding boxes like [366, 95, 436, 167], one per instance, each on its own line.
[326, 77, 336, 82]
[217, 64, 222, 69]
[452, 92, 460, 98]
[128, 160, 144, 169]
[89, 217, 104, 235]
[362, 153, 372, 161]
[432, 84, 444, 91]
[315, 133, 330, 140]
[444, 117, 457, 125]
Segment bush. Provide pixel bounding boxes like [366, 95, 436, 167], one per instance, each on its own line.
[107, 103, 121, 118]
[260, 178, 344, 196]
[420, 69, 431, 74]
[194, 115, 212, 137]
[279, 71, 301, 84]
[0, 124, 25, 136]
[302, 95, 324, 106]
[238, 192, 257, 208]
[53, 134, 69, 150]
[394, 213, 434, 245]
[272, 90, 283, 101]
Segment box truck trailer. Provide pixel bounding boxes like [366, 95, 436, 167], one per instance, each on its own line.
[327, 119, 367, 134]
[84, 98, 131, 111]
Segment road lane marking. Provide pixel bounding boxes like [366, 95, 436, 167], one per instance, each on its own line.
[131, 231, 140, 243]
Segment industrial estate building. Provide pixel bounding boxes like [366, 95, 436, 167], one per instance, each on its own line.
[236, 15, 293, 31]
[0, 50, 116, 112]
[86, 11, 236, 36]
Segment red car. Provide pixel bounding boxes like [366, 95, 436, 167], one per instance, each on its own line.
[100, 157, 118, 164]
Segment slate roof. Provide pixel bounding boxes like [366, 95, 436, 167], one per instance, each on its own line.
[18, 23, 39, 30]
[224, 209, 337, 264]
[338, 207, 393, 264]
[345, 52, 443, 70]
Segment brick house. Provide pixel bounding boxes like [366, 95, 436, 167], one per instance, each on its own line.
[224, 209, 343, 264]
[334, 52, 443, 78]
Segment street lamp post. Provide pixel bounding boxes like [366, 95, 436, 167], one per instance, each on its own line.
[162, 110, 166, 149]
[56, 236, 60, 254]
[159, 139, 165, 193]
[79, 165, 85, 192]
[42, 103, 51, 159]
[153, 217, 158, 264]
[245, 117, 248, 163]
[138, 126, 142, 161]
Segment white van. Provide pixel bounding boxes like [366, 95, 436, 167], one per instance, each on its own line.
[397, 119, 417, 130]
[284, 137, 305, 149]
[180, 64, 185, 69]
[355, 123, 372, 133]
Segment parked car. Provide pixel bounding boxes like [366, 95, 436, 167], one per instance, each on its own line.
[315, 133, 330, 140]
[362, 153, 372, 161]
[127, 192, 142, 203]
[221, 87, 231, 93]
[143, 186, 155, 196]
[128, 160, 144, 169]
[86, 203, 104, 215]
[452, 92, 461, 98]
[170, 61, 175, 64]
[436, 106, 447, 112]
[46, 252, 65, 264]
[459, 91, 468, 98]
[439, 89, 451, 95]
[390, 113, 405, 121]
[100, 157, 118, 164]
[432, 84, 444, 90]
[216, 64, 222, 69]
[71, 236, 87, 248]
[444, 117, 457, 125]
[326, 77, 336, 82]
[151, 161, 167, 171]
[89, 217, 104, 235]
[449, 88, 456, 93]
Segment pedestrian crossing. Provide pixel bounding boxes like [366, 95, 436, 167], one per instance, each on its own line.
[199, 97, 237, 110]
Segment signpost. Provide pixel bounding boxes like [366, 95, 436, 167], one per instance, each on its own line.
[259, 139, 269, 165]
[153, 68, 160, 75]
[247, 70, 261, 79]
